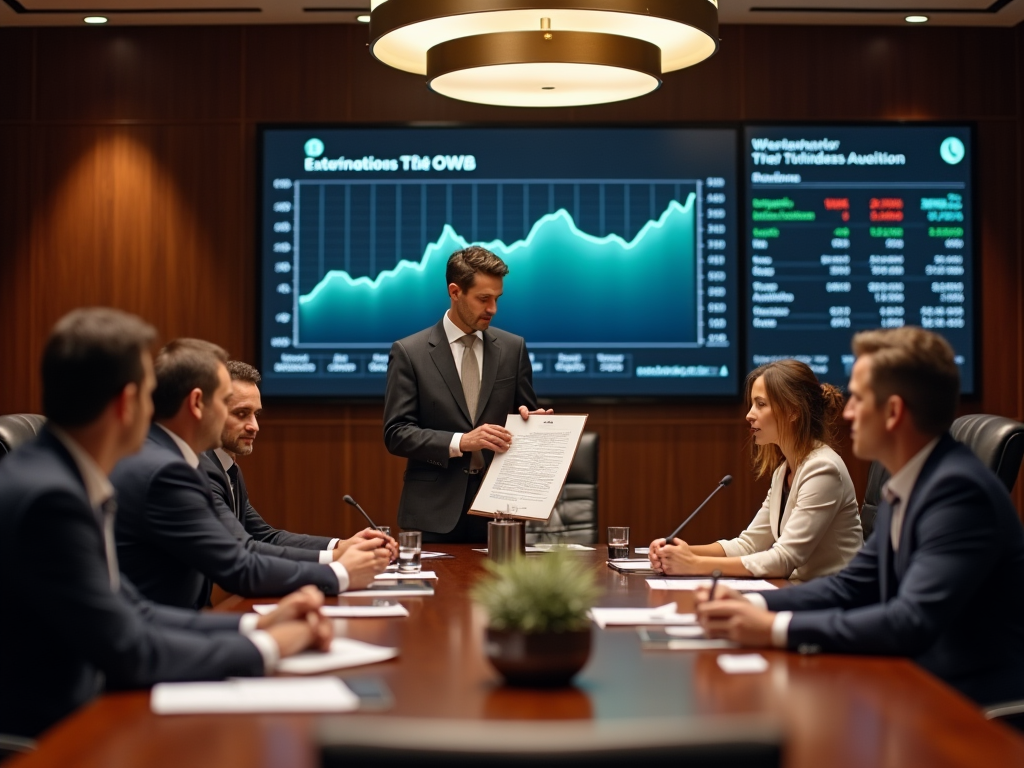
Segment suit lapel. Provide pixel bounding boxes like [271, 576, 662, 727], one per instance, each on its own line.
[428, 319, 473, 425]
[475, 330, 502, 424]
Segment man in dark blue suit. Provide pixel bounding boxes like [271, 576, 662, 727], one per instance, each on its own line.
[0, 309, 334, 738]
[112, 339, 388, 610]
[200, 360, 396, 563]
[697, 327, 1024, 706]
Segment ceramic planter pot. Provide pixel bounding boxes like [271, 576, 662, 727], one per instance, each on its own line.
[484, 627, 592, 687]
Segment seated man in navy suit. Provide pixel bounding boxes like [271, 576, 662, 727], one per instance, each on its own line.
[199, 360, 397, 563]
[0, 308, 333, 738]
[112, 339, 389, 609]
[697, 326, 1024, 706]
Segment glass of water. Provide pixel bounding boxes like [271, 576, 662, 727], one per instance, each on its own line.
[398, 531, 422, 574]
[607, 527, 630, 560]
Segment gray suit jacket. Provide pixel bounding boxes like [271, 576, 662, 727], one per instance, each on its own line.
[383, 318, 538, 533]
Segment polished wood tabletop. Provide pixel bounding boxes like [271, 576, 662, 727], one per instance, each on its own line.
[13, 546, 1024, 768]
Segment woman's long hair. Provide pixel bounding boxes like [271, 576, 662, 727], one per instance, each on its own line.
[745, 359, 845, 479]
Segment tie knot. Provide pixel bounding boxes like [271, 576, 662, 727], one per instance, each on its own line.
[459, 334, 476, 349]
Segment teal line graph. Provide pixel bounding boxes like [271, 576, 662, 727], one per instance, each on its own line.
[297, 193, 697, 346]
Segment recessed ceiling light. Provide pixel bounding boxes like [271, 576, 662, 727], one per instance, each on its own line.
[357, 14, 371, 22]
[84, 15, 108, 23]
[905, 15, 928, 23]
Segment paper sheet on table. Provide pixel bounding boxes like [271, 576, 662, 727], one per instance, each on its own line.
[607, 559, 657, 571]
[589, 602, 697, 628]
[375, 571, 437, 580]
[717, 654, 769, 674]
[420, 551, 449, 559]
[473, 544, 594, 553]
[646, 578, 778, 591]
[252, 603, 409, 618]
[277, 637, 398, 674]
[151, 677, 358, 714]
[345, 582, 434, 597]
[468, 414, 588, 521]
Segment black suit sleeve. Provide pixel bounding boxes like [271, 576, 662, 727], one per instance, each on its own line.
[767, 475, 1001, 656]
[145, 461, 340, 596]
[15, 491, 263, 689]
[383, 339, 455, 466]
[122, 579, 246, 633]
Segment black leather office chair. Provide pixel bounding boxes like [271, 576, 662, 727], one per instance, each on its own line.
[859, 413, 1024, 540]
[319, 716, 782, 767]
[526, 431, 598, 546]
[0, 734, 36, 763]
[0, 414, 47, 461]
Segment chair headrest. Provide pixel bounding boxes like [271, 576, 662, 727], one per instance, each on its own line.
[0, 414, 47, 459]
[951, 414, 1024, 492]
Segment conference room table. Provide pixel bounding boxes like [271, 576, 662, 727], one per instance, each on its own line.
[13, 545, 1024, 768]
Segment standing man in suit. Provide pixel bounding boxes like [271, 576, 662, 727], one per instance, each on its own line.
[200, 360, 397, 562]
[384, 246, 551, 543]
[0, 309, 333, 738]
[696, 327, 1024, 706]
[113, 339, 389, 609]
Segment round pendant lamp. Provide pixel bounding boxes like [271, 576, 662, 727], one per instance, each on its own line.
[368, 0, 719, 108]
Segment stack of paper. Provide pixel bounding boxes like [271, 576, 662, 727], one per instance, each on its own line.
[277, 637, 399, 674]
[252, 603, 409, 618]
[375, 571, 437, 581]
[151, 677, 358, 714]
[646, 578, 778, 592]
[589, 602, 696, 628]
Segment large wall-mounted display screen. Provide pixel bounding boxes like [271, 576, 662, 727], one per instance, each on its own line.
[259, 127, 739, 397]
[743, 125, 975, 393]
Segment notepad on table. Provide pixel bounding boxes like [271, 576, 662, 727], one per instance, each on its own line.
[277, 637, 399, 674]
[637, 627, 736, 651]
[375, 570, 437, 581]
[589, 602, 696, 628]
[646, 578, 778, 592]
[607, 559, 657, 574]
[252, 603, 409, 618]
[151, 677, 358, 714]
[345, 580, 435, 597]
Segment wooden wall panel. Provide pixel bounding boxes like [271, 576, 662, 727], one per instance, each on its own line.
[0, 22, 1022, 540]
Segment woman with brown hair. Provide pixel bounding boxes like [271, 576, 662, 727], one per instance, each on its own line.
[649, 359, 863, 581]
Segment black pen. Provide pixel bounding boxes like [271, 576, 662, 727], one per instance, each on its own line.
[707, 568, 722, 603]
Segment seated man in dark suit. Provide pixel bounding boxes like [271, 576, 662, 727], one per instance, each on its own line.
[199, 360, 396, 563]
[112, 339, 389, 609]
[0, 308, 333, 738]
[697, 327, 1024, 706]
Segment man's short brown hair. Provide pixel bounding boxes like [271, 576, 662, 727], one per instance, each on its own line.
[152, 339, 229, 420]
[226, 360, 261, 386]
[446, 246, 509, 292]
[851, 326, 959, 436]
[42, 308, 157, 427]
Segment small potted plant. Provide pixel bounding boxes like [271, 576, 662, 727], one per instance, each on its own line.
[471, 550, 602, 687]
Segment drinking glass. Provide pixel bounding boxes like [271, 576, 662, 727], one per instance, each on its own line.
[607, 527, 630, 560]
[398, 531, 422, 574]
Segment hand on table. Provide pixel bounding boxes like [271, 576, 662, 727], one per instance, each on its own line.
[696, 594, 775, 647]
[335, 527, 397, 561]
[264, 609, 334, 657]
[654, 538, 704, 575]
[255, 584, 324, 629]
[339, 536, 391, 589]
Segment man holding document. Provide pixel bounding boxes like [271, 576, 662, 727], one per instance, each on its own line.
[0, 309, 332, 739]
[384, 246, 551, 543]
[695, 327, 1024, 706]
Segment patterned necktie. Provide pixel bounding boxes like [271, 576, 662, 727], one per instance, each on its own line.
[459, 335, 485, 472]
[100, 497, 121, 593]
[227, 463, 241, 518]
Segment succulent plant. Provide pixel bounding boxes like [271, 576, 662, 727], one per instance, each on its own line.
[471, 550, 602, 633]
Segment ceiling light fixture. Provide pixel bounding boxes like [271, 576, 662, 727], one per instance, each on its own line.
[905, 15, 929, 23]
[368, 0, 719, 108]
[83, 15, 108, 23]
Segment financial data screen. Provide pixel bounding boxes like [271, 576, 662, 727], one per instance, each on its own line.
[744, 125, 974, 393]
[260, 127, 739, 397]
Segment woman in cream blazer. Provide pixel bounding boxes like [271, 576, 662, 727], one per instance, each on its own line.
[649, 359, 863, 581]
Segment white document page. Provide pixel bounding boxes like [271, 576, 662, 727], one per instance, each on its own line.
[589, 602, 697, 628]
[252, 603, 409, 618]
[375, 571, 437, 580]
[607, 560, 657, 571]
[646, 578, 778, 592]
[276, 637, 399, 675]
[717, 654, 770, 674]
[151, 677, 358, 715]
[469, 414, 588, 521]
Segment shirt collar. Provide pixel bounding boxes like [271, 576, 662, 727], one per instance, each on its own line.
[882, 437, 941, 506]
[443, 311, 483, 345]
[47, 424, 115, 510]
[156, 423, 200, 469]
[214, 447, 235, 472]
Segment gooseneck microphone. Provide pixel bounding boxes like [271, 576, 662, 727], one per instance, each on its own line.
[343, 494, 382, 532]
[663, 475, 733, 543]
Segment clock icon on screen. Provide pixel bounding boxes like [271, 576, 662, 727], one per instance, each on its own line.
[940, 137, 965, 165]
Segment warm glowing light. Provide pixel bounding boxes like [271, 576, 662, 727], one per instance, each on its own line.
[83, 16, 108, 24]
[357, 14, 371, 23]
[905, 15, 929, 23]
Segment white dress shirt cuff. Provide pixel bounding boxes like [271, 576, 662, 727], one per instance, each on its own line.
[740, 594, 790, 649]
[238, 614, 279, 674]
[327, 538, 340, 549]
[449, 433, 464, 458]
[329, 562, 350, 592]
[318, 550, 334, 565]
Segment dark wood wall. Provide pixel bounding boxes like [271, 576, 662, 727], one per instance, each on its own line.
[2, 23, 1022, 546]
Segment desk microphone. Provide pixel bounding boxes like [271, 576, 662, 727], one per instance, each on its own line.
[342, 494, 382, 532]
[663, 475, 733, 543]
